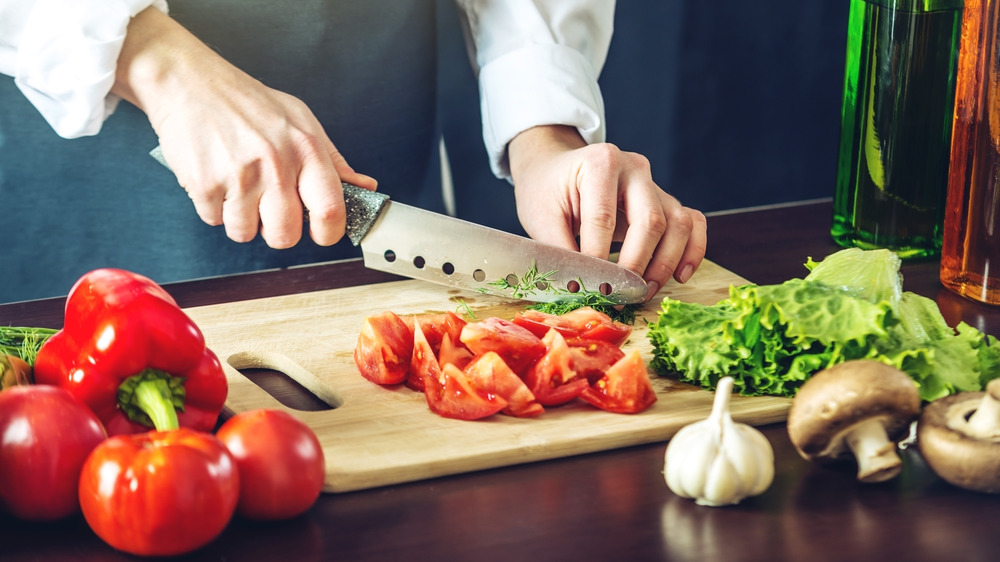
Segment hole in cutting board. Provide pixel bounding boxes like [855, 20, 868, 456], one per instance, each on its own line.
[228, 351, 341, 412]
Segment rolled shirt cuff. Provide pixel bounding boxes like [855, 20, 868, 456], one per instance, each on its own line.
[15, 0, 168, 138]
[478, 42, 606, 181]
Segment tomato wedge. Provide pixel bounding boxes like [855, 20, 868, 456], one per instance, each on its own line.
[566, 338, 626, 383]
[524, 329, 589, 407]
[580, 350, 657, 414]
[512, 307, 632, 347]
[438, 332, 474, 371]
[425, 363, 508, 420]
[413, 321, 506, 419]
[460, 317, 546, 375]
[402, 313, 470, 391]
[407, 319, 441, 392]
[465, 352, 544, 418]
[402, 312, 466, 356]
[354, 311, 413, 385]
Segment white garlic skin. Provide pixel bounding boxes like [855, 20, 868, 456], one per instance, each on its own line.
[663, 377, 775, 506]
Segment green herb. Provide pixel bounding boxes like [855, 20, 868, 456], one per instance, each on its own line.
[479, 262, 559, 300]
[526, 294, 640, 325]
[1, 326, 58, 365]
[454, 299, 477, 319]
[481, 262, 642, 324]
[647, 248, 1000, 401]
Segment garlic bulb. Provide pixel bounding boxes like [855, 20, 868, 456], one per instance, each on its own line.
[663, 377, 774, 506]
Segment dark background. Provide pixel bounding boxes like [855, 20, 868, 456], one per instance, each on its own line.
[439, 1, 848, 234]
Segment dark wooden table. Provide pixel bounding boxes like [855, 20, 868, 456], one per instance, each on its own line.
[3, 200, 999, 561]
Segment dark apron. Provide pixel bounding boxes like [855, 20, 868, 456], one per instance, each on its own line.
[0, 1, 438, 301]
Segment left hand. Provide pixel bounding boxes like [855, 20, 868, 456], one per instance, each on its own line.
[509, 126, 707, 301]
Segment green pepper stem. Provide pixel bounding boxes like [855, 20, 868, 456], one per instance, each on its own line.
[117, 369, 186, 431]
[133, 377, 180, 431]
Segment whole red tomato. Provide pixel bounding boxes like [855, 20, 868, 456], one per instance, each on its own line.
[78, 428, 239, 557]
[216, 409, 325, 520]
[0, 385, 106, 521]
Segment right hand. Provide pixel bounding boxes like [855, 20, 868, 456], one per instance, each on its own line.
[112, 8, 377, 249]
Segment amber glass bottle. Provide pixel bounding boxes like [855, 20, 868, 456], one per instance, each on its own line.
[941, 0, 1000, 304]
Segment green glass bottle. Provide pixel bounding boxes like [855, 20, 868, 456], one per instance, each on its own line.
[831, 0, 963, 259]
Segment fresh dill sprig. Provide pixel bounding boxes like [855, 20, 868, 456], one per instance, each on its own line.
[0, 326, 58, 365]
[526, 295, 641, 325]
[476, 262, 642, 324]
[477, 262, 560, 300]
[454, 299, 477, 319]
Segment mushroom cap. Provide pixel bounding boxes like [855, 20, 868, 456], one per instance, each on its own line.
[787, 360, 920, 462]
[917, 388, 1000, 494]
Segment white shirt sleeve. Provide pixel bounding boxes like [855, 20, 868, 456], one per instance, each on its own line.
[455, 0, 615, 179]
[0, 0, 168, 139]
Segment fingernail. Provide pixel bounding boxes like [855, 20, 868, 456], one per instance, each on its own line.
[677, 264, 694, 284]
[645, 281, 660, 302]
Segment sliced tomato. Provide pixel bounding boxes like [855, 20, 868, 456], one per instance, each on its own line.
[580, 350, 657, 414]
[460, 317, 546, 375]
[512, 307, 632, 347]
[566, 338, 626, 383]
[401, 312, 467, 356]
[404, 373, 425, 392]
[438, 332, 474, 371]
[406, 319, 441, 392]
[524, 329, 588, 407]
[354, 311, 414, 385]
[423, 363, 508, 420]
[465, 352, 544, 418]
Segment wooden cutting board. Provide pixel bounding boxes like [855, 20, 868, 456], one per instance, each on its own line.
[183, 259, 790, 493]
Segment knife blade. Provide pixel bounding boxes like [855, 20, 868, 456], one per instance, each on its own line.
[150, 146, 648, 304]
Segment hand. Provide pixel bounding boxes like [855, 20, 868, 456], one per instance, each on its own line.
[508, 125, 707, 302]
[111, 8, 377, 249]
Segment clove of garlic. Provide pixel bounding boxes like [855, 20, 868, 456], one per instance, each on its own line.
[663, 377, 774, 506]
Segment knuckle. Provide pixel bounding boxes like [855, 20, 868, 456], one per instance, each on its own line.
[665, 205, 696, 236]
[291, 130, 327, 161]
[624, 151, 651, 171]
[586, 205, 618, 232]
[582, 142, 622, 171]
[305, 204, 340, 224]
[642, 208, 670, 236]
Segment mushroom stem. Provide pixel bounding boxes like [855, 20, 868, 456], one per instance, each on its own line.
[843, 417, 902, 483]
[966, 379, 1000, 440]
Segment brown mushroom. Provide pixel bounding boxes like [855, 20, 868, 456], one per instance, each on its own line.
[917, 378, 1000, 493]
[786, 360, 920, 483]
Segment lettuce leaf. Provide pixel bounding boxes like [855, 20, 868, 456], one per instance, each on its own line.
[648, 248, 1000, 401]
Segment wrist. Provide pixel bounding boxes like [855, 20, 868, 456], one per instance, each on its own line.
[508, 125, 586, 183]
[111, 7, 207, 128]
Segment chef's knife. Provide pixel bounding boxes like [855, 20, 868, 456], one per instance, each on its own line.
[150, 146, 647, 304]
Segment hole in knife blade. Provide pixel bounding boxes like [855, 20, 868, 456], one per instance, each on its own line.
[473, 269, 486, 282]
[413, 256, 426, 269]
[505, 273, 518, 286]
[534, 280, 550, 291]
[566, 280, 581, 293]
[442, 262, 455, 275]
[599, 282, 613, 296]
[383, 250, 396, 263]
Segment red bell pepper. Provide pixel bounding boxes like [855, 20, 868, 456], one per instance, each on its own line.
[33, 268, 227, 435]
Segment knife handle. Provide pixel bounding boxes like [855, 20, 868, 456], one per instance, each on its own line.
[149, 145, 388, 246]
